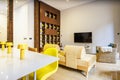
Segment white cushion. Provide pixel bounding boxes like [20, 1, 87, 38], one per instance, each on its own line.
[64, 45, 86, 59]
[100, 47, 112, 52]
[77, 54, 96, 67]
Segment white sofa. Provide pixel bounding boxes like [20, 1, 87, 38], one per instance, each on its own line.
[59, 45, 96, 77]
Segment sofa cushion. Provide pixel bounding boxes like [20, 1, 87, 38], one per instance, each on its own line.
[100, 47, 112, 53]
[77, 54, 96, 67]
[64, 45, 86, 59]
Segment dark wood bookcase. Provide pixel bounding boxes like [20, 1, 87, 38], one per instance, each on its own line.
[34, 0, 60, 52]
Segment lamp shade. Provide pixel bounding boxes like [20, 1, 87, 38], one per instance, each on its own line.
[18, 44, 28, 50]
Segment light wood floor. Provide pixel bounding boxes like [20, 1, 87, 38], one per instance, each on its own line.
[47, 60, 120, 80]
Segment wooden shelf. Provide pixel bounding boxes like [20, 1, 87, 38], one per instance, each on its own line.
[40, 1, 60, 47]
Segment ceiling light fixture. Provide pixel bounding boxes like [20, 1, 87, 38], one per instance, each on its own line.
[66, 0, 69, 2]
[15, 0, 18, 3]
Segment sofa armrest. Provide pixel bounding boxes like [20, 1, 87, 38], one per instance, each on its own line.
[80, 54, 96, 66]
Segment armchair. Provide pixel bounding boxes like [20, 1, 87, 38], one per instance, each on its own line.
[96, 46, 117, 63]
[59, 45, 96, 77]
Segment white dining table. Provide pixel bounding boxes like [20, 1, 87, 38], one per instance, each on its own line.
[0, 48, 59, 80]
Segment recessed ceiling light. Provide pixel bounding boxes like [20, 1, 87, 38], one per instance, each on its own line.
[66, 0, 69, 2]
[15, 0, 18, 3]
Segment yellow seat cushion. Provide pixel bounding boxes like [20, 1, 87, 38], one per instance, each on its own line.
[29, 62, 57, 80]
[29, 48, 58, 80]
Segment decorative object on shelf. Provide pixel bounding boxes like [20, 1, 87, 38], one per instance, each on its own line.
[18, 44, 28, 60]
[40, 22, 60, 47]
[108, 43, 117, 48]
[6, 42, 13, 54]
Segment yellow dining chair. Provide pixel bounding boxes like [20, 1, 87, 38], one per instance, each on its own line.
[21, 47, 37, 80]
[29, 48, 58, 80]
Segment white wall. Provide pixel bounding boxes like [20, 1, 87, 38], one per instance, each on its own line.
[14, 0, 34, 47]
[0, 14, 7, 41]
[61, 1, 120, 53]
[28, 0, 34, 47]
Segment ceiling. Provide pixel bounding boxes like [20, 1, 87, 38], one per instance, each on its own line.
[0, 0, 7, 15]
[40, 0, 96, 11]
[0, 0, 28, 15]
[0, 0, 96, 15]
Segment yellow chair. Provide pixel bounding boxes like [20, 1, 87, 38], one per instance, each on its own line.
[30, 48, 58, 80]
[21, 47, 38, 80]
[43, 43, 60, 52]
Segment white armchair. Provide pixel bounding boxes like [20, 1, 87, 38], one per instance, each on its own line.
[58, 45, 96, 77]
[96, 46, 117, 63]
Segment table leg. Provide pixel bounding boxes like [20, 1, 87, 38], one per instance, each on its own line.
[34, 71, 36, 80]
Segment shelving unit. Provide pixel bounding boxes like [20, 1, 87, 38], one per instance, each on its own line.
[34, 1, 60, 52]
[40, 22, 60, 47]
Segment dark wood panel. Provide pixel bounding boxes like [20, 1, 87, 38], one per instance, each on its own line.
[34, 0, 60, 52]
[7, 0, 13, 42]
[34, 0, 40, 52]
[40, 1, 60, 25]
[45, 29, 57, 35]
